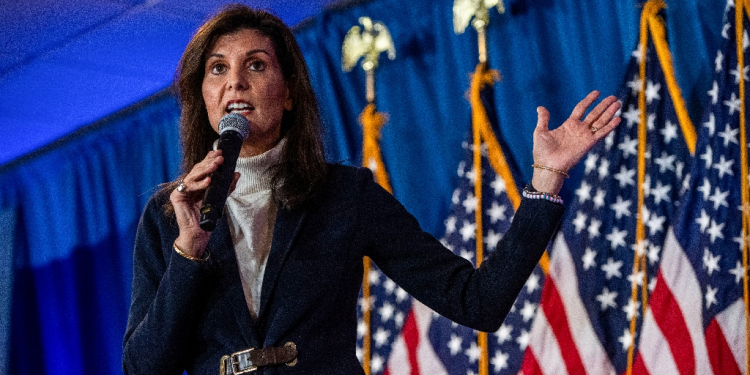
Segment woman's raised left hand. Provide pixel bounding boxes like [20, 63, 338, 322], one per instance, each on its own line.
[531, 90, 621, 195]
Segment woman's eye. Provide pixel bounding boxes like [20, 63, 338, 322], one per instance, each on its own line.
[210, 64, 227, 74]
[249, 60, 265, 71]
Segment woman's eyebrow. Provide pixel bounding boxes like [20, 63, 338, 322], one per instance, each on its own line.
[207, 50, 268, 59]
[245, 49, 269, 56]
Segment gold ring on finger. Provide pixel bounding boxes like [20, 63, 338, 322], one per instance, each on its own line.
[590, 126, 599, 133]
[176, 181, 187, 193]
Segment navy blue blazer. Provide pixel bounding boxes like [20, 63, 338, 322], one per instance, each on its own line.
[123, 164, 564, 374]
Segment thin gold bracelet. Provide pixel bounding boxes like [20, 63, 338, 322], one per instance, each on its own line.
[531, 164, 569, 178]
[173, 241, 209, 262]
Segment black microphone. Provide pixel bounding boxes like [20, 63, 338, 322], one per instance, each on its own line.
[199, 113, 250, 231]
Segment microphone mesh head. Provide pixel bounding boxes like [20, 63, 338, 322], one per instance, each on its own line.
[218, 113, 251, 139]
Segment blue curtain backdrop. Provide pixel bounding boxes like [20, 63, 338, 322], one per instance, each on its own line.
[0, 0, 722, 374]
[295, 0, 722, 234]
[0, 93, 181, 374]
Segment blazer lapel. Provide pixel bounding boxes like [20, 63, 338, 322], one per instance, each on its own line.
[257, 204, 306, 321]
[209, 215, 259, 347]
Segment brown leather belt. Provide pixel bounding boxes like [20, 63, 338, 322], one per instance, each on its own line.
[220, 342, 298, 374]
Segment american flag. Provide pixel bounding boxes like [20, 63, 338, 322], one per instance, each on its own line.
[633, 1, 749, 373]
[355, 104, 418, 374]
[419, 63, 544, 375]
[375, 136, 537, 375]
[367, 64, 542, 374]
[426, 138, 545, 375]
[357, 262, 416, 374]
[521, 2, 697, 374]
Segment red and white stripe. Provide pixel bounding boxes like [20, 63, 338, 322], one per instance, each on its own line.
[522, 306, 569, 375]
[522, 234, 616, 375]
[706, 298, 747, 375]
[385, 300, 447, 375]
[634, 228, 714, 375]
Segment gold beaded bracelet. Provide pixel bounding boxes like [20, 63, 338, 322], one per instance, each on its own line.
[531, 164, 569, 178]
[173, 241, 210, 262]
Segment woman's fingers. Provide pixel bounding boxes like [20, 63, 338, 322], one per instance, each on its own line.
[190, 150, 223, 181]
[587, 99, 621, 137]
[595, 99, 622, 126]
[570, 90, 600, 120]
[593, 114, 622, 141]
[583, 95, 619, 126]
[587, 98, 621, 132]
[535, 106, 551, 132]
[168, 149, 229, 247]
[178, 150, 224, 194]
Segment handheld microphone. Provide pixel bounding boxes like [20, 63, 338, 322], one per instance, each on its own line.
[199, 113, 250, 231]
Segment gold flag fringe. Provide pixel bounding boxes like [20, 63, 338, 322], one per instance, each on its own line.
[359, 103, 392, 375]
[360, 103, 393, 194]
[469, 61, 536, 375]
[627, 0, 698, 373]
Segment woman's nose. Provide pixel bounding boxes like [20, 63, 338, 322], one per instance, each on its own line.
[228, 69, 249, 91]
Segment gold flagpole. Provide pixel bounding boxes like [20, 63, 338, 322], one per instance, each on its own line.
[453, 2, 505, 375]
[627, 2, 666, 373]
[342, 17, 396, 375]
[736, 2, 750, 374]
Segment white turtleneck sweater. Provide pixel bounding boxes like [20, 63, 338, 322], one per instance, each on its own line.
[225, 138, 285, 320]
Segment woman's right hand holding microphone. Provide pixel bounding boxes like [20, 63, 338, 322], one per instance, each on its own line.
[170, 150, 239, 259]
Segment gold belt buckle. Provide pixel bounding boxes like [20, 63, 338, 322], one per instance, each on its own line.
[219, 348, 257, 375]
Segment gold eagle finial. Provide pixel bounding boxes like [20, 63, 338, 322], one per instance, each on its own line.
[342, 17, 396, 103]
[453, 0, 505, 63]
[453, 0, 505, 34]
[342, 17, 396, 72]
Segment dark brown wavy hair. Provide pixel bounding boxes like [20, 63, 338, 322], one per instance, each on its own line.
[174, 4, 327, 209]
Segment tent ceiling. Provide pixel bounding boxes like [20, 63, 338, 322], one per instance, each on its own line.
[0, 0, 338, 166]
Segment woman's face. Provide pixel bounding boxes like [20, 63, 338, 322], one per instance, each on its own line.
[202, 28, 292, 155]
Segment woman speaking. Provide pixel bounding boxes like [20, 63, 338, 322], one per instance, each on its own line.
[122, 4, 621, 374]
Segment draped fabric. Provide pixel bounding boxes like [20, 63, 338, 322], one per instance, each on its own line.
[0, 0, 723, 374]
[294, 0, 721, 235]
[523, 2, 698, 373]
[0, 93, 181, 374]
[423, 63, 538, 375]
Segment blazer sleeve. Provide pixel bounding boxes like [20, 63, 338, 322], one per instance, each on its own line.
[358, 168, 565, 332]
[122, 194, 215, 375]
